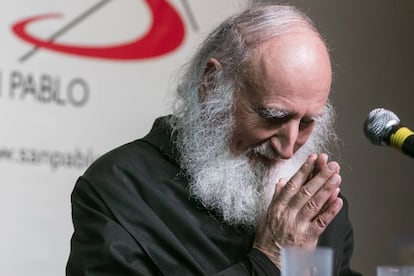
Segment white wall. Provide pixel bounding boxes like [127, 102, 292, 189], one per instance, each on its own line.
[0, 1, 246, 275]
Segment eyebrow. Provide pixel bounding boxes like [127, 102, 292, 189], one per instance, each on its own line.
[256, 106, 290, 119]
[256, 106, 325, 121]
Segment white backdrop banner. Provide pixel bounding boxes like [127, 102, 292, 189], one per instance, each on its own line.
[0, 1, 246, 275]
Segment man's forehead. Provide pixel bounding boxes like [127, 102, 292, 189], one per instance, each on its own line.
[245, 31, 330, 80]
[238, 31, 331, 109]
[238, 72, 329, 120]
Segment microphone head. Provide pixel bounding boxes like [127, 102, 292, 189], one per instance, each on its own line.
[363, 108, 400, 145]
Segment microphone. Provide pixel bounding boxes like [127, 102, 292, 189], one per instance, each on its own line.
[363, 108, 414, 159]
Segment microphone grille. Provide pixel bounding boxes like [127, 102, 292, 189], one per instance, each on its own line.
[363, 108, 400, 145]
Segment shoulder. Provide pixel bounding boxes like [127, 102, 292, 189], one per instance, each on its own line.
[83, 115, 179, 185]
[84, 139, 160, 179]
[72, 115, 183, 211]
[71, 139, 159, 201]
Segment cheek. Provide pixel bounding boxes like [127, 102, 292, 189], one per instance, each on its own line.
[231, 103, 267, 153]
[230, 122, 272, 154]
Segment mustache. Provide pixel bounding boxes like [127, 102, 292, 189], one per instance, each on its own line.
[250, 141, 278, 160]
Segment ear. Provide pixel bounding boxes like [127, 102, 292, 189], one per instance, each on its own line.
[199, 58, 222, 102]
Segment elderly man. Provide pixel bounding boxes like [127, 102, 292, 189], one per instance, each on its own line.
[67, 4, 360, 276]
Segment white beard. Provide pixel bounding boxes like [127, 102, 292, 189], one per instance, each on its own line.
[183, 137, 318, 228]
[176, 109, 324, 228]
[174, 77, 333, 228]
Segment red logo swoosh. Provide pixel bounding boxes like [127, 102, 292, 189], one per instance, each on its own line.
[12, 0, 185, 60]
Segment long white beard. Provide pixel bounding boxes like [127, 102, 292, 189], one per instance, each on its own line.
[176, 109, 324, 228]
[174, 76, 333, 228]
[184, 138, 318, 228]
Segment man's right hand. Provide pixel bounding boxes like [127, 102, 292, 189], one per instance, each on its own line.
[252, 153, 343, 268]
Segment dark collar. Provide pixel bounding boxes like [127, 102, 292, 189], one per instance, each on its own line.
[141, 115, 180, 165]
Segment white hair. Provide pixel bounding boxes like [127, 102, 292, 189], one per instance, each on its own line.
[169, 4, 338, 227]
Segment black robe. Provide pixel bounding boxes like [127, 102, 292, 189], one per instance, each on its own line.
[66, 116, 361, 276]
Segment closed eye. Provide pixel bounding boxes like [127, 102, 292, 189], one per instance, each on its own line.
[299, 117, 315, 129]
[255, 108, 292, 127]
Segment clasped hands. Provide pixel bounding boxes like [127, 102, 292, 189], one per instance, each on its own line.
[253, 153, 343, 268]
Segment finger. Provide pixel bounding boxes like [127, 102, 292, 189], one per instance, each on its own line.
[327, 187, 340, 205]
[274, 154, 317, 207]
[311, 153, 328, 175]
[297, 174, 341, 221]
[321, 187, 341, 215]
[314, 153, 340, 174]
[308, 197, 343, 236]
[304, 153, 328, 182]
[319, 187, 341, 214]
[268, 178, 287, 207]
[275, 178, 287, 195]
[288, 156, 339, 210]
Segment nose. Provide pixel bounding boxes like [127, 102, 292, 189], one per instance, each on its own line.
[269, 121, 300, 159]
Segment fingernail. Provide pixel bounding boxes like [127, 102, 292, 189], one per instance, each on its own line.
[329, 174, 340, 185]
[327, 162, 337, 172]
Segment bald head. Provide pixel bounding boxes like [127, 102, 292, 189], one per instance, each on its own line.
[246, 30, 332, 108]
[172, 5, 326, 120]
[230, 30, 332, 159]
